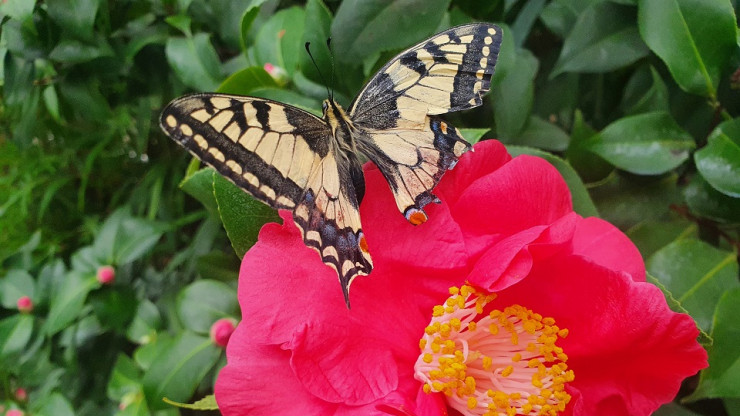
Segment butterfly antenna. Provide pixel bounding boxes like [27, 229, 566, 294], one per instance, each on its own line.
[326, 37, 335, 101]
[305, 42, 332, 100]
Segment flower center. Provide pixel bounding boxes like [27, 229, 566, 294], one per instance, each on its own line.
[414, 285, 574, 416]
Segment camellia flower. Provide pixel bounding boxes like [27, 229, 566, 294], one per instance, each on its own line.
[214, 140, 707, 416]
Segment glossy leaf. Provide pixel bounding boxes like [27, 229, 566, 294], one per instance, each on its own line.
[695, 118, 740, 197]
[300, 0, 334, 86]
[552, 2, 649, 76]
[43, 271, 98, 335]
[47, 0, 100, 41]
[0, 269, 35, 309]
[142, 332, 222, 411]
[0, 314, 34, 358]
[685, 174, 740, 223]
[180, 167, 219, 213]
[621, 65, 670, 115]
[586, 112, 695, 175]
[165, 33, 222, 91]
[688, 288, 740, 400]
[626, 219, 697, 259]
[590, 173, 680, 229]
[331, 0, 450, 64]
[459, 128, 491, 144]
[36, 392, 76, 416]
[566, 110, 613, 183]
[509, 115, 570, 152]
[638, 0, 737, 97]
[253, 7, 306, 76]
[217, 66, 279, 95]
[107, 354, 143, 401]
[647, 239, 739, 332]
[492, 28, 538, 140]
[126, 299, 162, 345]
[177, 280, 238, 334]
[507, 145, 599, 218]
[213, 171, 280, 257]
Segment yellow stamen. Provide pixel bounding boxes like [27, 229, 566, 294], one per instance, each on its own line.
[414, 284, 573, 416]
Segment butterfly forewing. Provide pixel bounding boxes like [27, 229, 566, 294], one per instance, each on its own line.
[161, 94, 372, 303]
[350, 23, 502, 223]
[160, 23, 503, 306]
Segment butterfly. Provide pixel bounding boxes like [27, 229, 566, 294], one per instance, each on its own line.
[160, 23, 502, 306]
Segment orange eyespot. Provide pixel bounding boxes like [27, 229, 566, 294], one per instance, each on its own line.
[359, 235, 369, 253]
[408, 210, 428, 225]
[439, 121, 448, 134]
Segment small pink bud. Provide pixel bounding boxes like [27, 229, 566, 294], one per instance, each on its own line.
[17, 296, 33, 313]
[263, 63, 275, 74]
[6, 409, 24, 416]
[14, 388, 27, 401]
[96, 265, 115, 285]
[210, 318, 237, 347]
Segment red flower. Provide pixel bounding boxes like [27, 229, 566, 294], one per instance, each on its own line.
[214, 140, 706, 416]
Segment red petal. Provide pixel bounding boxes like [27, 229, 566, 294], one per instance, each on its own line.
[491, 254, 707, 415]
[572, 217, 645, 282]
[452, 155, 573, 239]
[215, 335, 335, 415]
[289, 321, 399, 405]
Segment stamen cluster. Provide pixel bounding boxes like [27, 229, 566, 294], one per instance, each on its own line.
[414, 285, 574, 416]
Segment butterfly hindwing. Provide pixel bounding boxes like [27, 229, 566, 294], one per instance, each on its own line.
[161, 94, 372, 302]
[350, 23, 501, 223]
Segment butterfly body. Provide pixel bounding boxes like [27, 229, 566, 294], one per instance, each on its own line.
[161, 23, 502, 306]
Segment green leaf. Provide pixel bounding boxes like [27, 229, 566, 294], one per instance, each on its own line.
[695, 118, 740, 197]
[0, 315, 34, 359]
[492, 30, 538, 140]
[93, 208, 164, 266]
[126, 299, 162, 344]
[180, 168, 219, 213]
[35, 392, 76, 416]
[552, 2, 649, 76]
[48, 37, 114, 64]
[1, 0, 36, 21]
[0, 269, 35, 308]
[164, 15, 192, 37]
[621, 65, 670, 115]
[586, 112, 695, 175]
[626, 219, 697, 259]
[253, 7, 306, 76]
[653, 402, 703, 416]
[459, 128, 490, 144]
[163, 395, 218, 410]
[213, 171, 280, 257]
[177, 280, 238, 334]
[685, 174, 740, 223]
[539, 0, 588, 38]
[196, 251, 240, 282]
[44, 271, 98, 335]
[107, 354, 143, 401]
[47, 0, 100, 41]
[638, 0, 737, 97]
[688, 288, 740, 400]
[142, 332, 222, 411]
[239, 0, 271, 51]
[506, 145, 599, 218]
[217, 66, 278, 95]
[165, 33, 222, 91]
[590, 173, 680, 229]
[508, 115, 570, 152]
[300, 0, 334, 86]
[331, 0, 450, 64]
[566, 110, 613, 183]
[726, 399, 740, 416]
[647, 239, 739, 332]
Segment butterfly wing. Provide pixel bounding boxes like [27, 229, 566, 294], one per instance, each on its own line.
[161, 94, 372, 304]
[349, 23, 502, 223]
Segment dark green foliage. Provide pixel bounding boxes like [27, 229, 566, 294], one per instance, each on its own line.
[1, 0, 738, 415]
